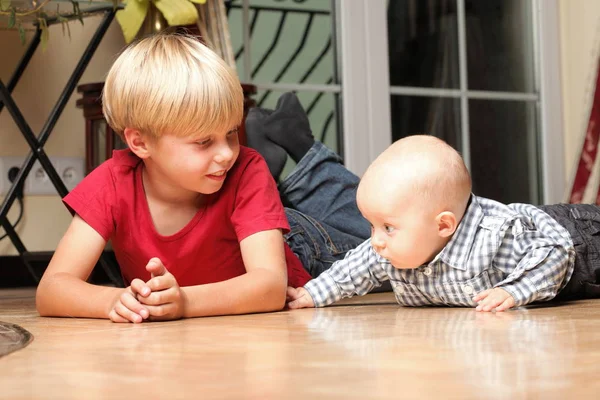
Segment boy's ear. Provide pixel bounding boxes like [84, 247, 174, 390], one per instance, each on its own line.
[124, 128, 151, 159]
[436, 211, 458, 238]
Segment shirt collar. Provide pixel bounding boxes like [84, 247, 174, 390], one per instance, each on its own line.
[432, 194, 484, 270]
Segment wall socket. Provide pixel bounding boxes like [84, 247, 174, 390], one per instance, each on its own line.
[0, 156, 85, 196]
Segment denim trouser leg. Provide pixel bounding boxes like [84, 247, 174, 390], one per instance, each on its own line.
[279, 142, 370, 238]
[280, 142, 371, 278]
[538, 204, 600, 300]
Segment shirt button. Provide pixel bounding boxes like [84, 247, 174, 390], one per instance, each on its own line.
[462, 285, 474, 295]
[422, 267, 432, 276]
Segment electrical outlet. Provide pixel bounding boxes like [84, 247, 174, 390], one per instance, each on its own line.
[0, 157, 27, 197]
[0, 156, 85, 196]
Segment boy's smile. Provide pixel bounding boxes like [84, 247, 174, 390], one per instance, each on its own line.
[206, 169, 228, 181]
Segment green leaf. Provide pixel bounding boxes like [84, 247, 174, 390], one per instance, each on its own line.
[154, 0, 199, 26]
[8, 8, 15, 29]
[116, 0, 150, 43]
[71, 0, 83, 25]
[18, 23, 25, 45]
[0, 0, 11, 12]
[39, 18, 49, 51]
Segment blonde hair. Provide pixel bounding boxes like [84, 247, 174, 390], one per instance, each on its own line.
[103, 34, 243, 140]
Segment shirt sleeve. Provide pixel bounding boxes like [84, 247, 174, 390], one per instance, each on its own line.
[304, 239, 390, 307]
[231, 151, 290, 241]
[62, 161, 117, 241]
[493, 218, 573, 307]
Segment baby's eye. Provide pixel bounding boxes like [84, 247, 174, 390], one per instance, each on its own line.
[197, 138, 212, 146]
[384, 225, 395, 234]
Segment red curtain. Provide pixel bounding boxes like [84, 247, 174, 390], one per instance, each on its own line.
[569, 61, 600, 204]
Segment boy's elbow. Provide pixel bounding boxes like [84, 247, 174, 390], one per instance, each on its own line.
[35, 275, 58, 316]
[260, 274, 287, 312]
[35, 285, 51, 316]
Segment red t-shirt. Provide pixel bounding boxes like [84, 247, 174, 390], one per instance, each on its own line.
[63, 146, 311, 288]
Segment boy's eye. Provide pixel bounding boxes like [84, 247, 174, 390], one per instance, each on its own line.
[384, 225, 395, 234]
[196, 138, 212, 146]
[227, 128, 239, 136]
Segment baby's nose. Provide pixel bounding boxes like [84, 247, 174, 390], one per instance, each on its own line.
[371, 236, 385, 252]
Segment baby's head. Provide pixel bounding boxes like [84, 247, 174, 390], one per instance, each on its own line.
[102, 34, 244, 195]
[357, 135, 472, 269]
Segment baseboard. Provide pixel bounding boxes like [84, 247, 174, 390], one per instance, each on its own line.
[0, 251, 119, 288]
[0, 255, 38, 288]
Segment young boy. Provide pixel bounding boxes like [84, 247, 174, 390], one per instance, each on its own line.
[287, 135, 600, 312]
[36, 34, 369, 322]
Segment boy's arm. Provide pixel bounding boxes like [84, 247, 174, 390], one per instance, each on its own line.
[36, 215, 148, 321]
[36, 215, 119, 318]
[180, 229, 288, 317]
[301, 239, 389, 308]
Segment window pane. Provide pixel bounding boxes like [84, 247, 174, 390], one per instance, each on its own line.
[388, 0, 460, 89]
[469, 99, 539, 204]
[228, 0, 336, 86]
[465, 0, 535, 92]
[390, 95, 462, 150]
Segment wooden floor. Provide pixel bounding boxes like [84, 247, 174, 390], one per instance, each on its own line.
[1, 288, 600, 399]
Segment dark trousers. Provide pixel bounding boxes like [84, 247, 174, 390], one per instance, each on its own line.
[538, 204, 600, 301]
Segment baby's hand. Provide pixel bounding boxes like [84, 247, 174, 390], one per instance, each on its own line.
[108, 279, 151, 323]
[473, 287, 515, 312]
[138, 258, 187, 321]
[286, 287, 315, 309]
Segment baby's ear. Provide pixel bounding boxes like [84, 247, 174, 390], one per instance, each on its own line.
[436, 211, 458, 238]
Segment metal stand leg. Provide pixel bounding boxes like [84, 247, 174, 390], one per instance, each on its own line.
[0, 9, 121, 285]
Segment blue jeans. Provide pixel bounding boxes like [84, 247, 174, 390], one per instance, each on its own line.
[280, 142, 371, 277]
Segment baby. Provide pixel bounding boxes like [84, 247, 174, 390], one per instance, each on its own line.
[287, 135, 600, 311]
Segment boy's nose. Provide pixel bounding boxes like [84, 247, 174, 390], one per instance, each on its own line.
[214, 145, 234, 164]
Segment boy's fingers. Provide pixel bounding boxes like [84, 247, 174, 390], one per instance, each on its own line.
[108, 309, 129, 323]
[145, 303, 173, 319]
[120, 292, 149, 319]
[146, 257, 168, 278]
[130, 279, 151, 297]
[114, 302, 143, 323]
[146, 275, 176, 292]
[139, 287, 179, 306]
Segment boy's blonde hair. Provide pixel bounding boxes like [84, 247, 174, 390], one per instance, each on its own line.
[103, 34, 243, 140]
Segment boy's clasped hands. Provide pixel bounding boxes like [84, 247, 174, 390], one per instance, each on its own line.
[108, 258, 187, 323]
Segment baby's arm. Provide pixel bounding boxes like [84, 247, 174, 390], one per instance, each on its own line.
[474, 238, 572, 312]
[288, 239, 389, 309]
[36, 215, 150, 322]
[177, 229, 288, 317]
